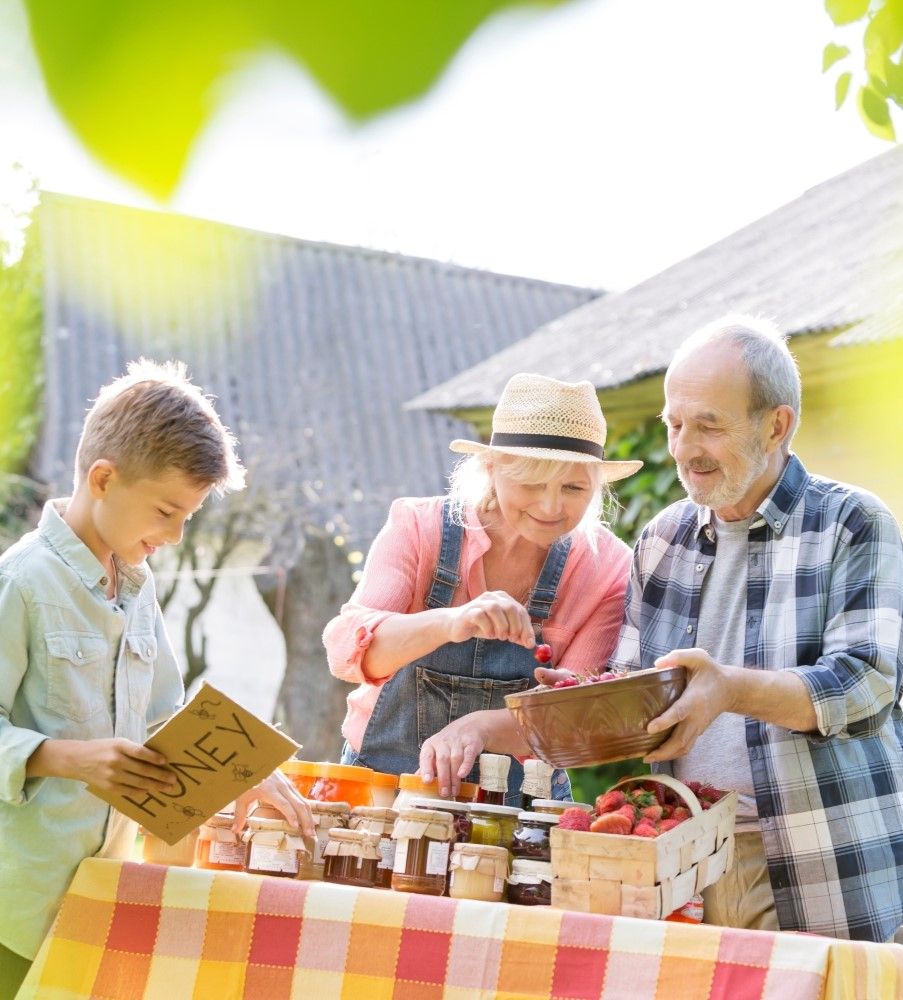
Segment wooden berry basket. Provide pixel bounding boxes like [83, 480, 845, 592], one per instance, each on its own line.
[550, 774, 737, 920]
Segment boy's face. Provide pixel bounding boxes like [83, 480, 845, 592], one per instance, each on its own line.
[92, 465, 212, 566]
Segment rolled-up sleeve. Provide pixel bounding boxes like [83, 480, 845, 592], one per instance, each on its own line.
[787, 507, 903, 740]
[0, 574, 48, 804]
[322, 499, 423, 684]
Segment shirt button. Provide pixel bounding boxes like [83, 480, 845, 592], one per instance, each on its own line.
[76, 649, 83, 659]
[145, 647, 152, 657]
[686, 625, 694, 634]
[695, 563, 704, 572]
[100, 576, 108, 587]
[774, 520, 783, 529]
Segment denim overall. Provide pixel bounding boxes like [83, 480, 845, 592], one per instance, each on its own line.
[342, 499, 572, 806]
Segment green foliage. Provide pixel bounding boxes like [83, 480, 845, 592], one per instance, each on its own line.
[824, 0, 903, 140]
[606, 417, 684, 546]
[22, 0, 568, 199]
[568, 758, 650, 807]
[0, 474, 45, 554]
[0, 178, 44, 476]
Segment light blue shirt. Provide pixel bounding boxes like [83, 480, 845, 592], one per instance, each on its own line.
[0, 501, 183, 958]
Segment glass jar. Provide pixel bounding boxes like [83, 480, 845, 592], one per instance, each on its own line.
[476, 753, 511, 805]
[469, 804, 521, 855]
[279, 759, 319, 797]
[323, 828, 382, 889]
[306, 763, 378, 807]
[507, 859, 553, 906]
[408, 798, 472, 845]
[242, 815, 307, 878]
[528, 799, 593, 817]
[349, 806, 398, 888]
[297, 801, 351, 881]
[448, 844, 508, 902]
[195, 812, 245, 871]
[141, 828, 198, 867]
[511, 812, 559, 863]
[520, 759, 554, 810]
[394, 773, 479, 811]
[390, 808, 454, 896]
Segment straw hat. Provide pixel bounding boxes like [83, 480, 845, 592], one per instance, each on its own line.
[449, 373, 643, 483]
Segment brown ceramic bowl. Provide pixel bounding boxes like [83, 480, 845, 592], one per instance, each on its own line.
[504, 666, 687, 768]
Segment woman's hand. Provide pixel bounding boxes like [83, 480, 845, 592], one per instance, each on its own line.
[27, 737, 179, 796]
[231, 769, 315, 837]
[446, 591, 535, 648]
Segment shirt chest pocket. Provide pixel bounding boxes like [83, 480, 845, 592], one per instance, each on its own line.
[45, 631, 109, 724]
[125, 633, 157, 715]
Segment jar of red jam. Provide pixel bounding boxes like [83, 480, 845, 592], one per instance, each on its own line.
[195, 812, 245, 871]
[507, 859, 553, 905]
[349, 806, 398, 888]
[390, 808, 454, 896]
[511, 812, 559, 863]
[323, 828, 382, 889]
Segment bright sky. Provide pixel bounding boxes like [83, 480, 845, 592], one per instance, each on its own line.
[0, 0, 888, 290]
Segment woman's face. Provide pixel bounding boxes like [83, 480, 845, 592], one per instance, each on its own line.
[490, 458, 596, 547]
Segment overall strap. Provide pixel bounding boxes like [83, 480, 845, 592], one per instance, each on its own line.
[527, 534, 572, 621]
[424, 498, 465, 609]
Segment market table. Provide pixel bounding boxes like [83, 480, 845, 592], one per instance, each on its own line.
[16, 858, 903, 999]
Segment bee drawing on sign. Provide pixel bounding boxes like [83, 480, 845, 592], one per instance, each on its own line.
[189, 698, 221, 721]
[232, 763, 254, 782]
[171, 803, 205, 819]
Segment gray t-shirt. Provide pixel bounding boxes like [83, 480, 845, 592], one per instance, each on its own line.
[673, 513, 759, 829]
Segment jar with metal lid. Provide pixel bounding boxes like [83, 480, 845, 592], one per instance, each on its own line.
[391, 808, 454, 895]
[469, 803, 521, 854]
[476, 753, 511, 805]
[394, 773, 479, 811]
[297, 801, 351, 881]
[528, 799, 592, 817]
[448, 844, 509, 902]
[507, 859, 552, 905]
[242, 813, 308, 878]
[520, 759, 555, 810]
[408, 798, 472, 845]
[323, 828, 382, 888]
[511, 812, 559, 863]
[195, 812, 245, 871]
[349, 806, 397, 888]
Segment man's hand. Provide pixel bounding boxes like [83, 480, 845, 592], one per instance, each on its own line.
[27, 737, 179, 796]
[642, 648, 738, 763]
[231, 769, 314, 837]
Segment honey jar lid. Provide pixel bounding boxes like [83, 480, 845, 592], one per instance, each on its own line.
[469, 803, 521, 817]
[398, 773, 478, 797]
[531, 799, 592, 812]
[350, 806, 398, 823]
[451, 843, 508, 860]
[510, 859, 553, 878]
[309, 801, 351, 815]
[305, 762, 376, 782]
[409, 797, 470, 814]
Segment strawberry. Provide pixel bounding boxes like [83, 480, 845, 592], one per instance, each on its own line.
[590, 813, 633, 835]
[553, 678, 580, 688]
[658, 818, 681, 833]
[698, 783, 719, 802]
[632, 820, 659, 838]
[684, 780, 702, 796]
[558, 807, 592, 831]
[672, 806, 691, 822]
[595, 790, 626, 814]
[626, 789, 656, 809]
[615, 804, 637, 824]
[640, 805, 664, 822]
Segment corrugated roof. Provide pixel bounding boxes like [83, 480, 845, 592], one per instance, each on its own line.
[34, 194, 597, 556]
[409, 146, 903, 411]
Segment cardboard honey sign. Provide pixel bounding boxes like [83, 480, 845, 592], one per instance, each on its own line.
[92, 682, 300, 845]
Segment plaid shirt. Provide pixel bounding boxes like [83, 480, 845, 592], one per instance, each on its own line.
[610, 455, 903, 942]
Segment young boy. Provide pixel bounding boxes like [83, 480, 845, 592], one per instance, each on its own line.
[0, 360, 311, 994]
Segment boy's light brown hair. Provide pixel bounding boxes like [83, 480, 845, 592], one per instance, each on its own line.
[75, 358, 246, 494]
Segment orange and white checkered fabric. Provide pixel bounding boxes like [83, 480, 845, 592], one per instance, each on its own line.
[17, 858, 903, 999]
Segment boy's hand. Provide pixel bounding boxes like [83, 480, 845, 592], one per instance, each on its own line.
[27, 738, 178, 796]
[232, 770, 315, 838]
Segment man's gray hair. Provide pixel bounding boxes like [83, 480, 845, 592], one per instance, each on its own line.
[670, 313, 802, 438]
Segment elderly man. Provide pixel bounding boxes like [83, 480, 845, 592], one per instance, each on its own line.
[420, 314, 903, 943]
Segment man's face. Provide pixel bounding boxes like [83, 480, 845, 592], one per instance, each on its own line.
[663, 343, 771, 518]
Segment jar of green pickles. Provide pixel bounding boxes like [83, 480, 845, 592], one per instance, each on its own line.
[469, 804, 521, 855]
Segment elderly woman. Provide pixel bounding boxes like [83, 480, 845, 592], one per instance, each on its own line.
[323, 373, 641, 804]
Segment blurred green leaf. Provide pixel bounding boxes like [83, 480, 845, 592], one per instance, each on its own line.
[823, 41, 850, 72]
[836, 71, 853, 108]
[23, 0, 567, 199]
[825, 0, 871, 28]
[858, 83, 897, 139]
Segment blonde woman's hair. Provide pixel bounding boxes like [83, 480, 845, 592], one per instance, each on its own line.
[75, 358, 246, 495]
[446, 452, 613, 545]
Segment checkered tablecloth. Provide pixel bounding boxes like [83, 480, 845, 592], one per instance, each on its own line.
[16, 858, 903, 999]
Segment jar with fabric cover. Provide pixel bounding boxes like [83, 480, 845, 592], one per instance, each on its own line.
[323, 828, 382, 888]
[448, 844, 509, 902]
[476, 754, 511, 805]
[520, 759, 555, 810]
[195, 811, 245, 871]
[409, 798, 472, 845]
[391, 808, 454, 895]
[349, 806, 398, 888]
[297, 801, 351, 880]
[507, 859, 553, 905]
[242, 813, 308, 878]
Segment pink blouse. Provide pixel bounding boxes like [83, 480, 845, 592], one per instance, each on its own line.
[322, 496, 631, 752]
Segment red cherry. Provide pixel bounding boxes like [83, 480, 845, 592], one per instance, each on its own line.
[534, 643, 553, 664]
